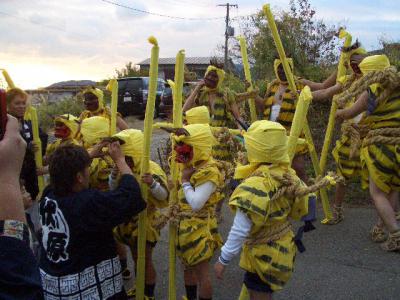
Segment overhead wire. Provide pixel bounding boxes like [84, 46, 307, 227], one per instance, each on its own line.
[100, 0, 225, 20]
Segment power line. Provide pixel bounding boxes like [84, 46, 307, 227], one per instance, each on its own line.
[100, 0, 225, 21]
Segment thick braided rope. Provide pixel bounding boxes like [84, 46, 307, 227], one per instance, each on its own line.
[270, 172, 344, 202]
[245, 222, 292, 246]
[335, 67, 400, 108]
[362, 128, 400, 147]
[341, 122, 370, 158]
[153, 204, 214, 231]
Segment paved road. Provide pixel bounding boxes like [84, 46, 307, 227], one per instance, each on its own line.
[124, 206, 400, 300]
[124, 117, 400, 299]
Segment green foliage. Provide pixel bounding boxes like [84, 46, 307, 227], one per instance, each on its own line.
[379, 39, 400, 69]
[233, 0, 339, 82]
[37, 97, 83, 132]
[222, 73, 245, 92]
[115, 61, 149, 78]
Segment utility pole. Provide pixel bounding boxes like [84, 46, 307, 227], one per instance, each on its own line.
[218, 3, 238, 71]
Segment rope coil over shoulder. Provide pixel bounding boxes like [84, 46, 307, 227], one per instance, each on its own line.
[336, 66, 400, 109]
[362, 128, 400, 147]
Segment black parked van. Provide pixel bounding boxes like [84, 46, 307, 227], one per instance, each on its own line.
[117, 77, 165, 117]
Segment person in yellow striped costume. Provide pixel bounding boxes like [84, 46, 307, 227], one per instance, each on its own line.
[183, 63, 245, 161]
[336, 54, 400, 252]
[172, 124, 223, 300]
[303, 42, 369, 224]
[79, 86, 129, 130]
[251, 57, 308, 183]
[214, 120, 310, 300]
[110, 129, 169, 300]
[37, 114, 80, 176]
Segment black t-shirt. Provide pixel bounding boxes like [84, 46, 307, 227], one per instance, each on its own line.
[20, 119, 48, 200]
[39, 174, 145, 299]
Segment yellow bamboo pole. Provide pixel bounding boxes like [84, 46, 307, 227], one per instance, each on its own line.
[319, 29, 352, 224]
[319, 29, 351, 173]
[237, 36, 257, 123]
[263, 4, 332, 219]
[287, 86, 313, 162]
[168, 49, 185, 300]
[106, 79, 118, 135]
[136, 36, 159, 300]
[30, 106, 45, 198]
[1, 69, 15, 89]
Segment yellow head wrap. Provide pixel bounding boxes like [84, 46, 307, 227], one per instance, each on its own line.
[185, 106, 210, 125]
[359, 55, 390, 75]
[234, 120, 289, 179]
[274, 58, 294, 83]
[359, 54, 391, 94]
[54, 114, 79, 139]
[113, 129, 143, 171]
[82, 87, 104, 112]
[80, 116, 110, 148]
[173, 124, 215, 164]
[204, 65, 225, 90]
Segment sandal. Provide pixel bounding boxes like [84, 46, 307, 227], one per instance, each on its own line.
[370, 225, 387, 243]
[323, 205, 344, 225]
[380, 230, 400, 252]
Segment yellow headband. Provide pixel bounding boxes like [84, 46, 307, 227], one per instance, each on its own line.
[205, 65, 225, 90]
[359, 55, 390, 75]
[274, 58, 293, 83]
[54, 114, 79, 139]
[82, 87, 104, 112]
[80, 116, 110, 147]
[113, 129, 143, 170]
[185, 106, 210, 125]
[173, 124, 215, 164]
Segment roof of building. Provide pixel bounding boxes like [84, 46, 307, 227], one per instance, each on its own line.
[46, 80, 97, 89]
[138, 56, 224, 66]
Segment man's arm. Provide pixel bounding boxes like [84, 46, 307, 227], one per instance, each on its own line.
[311, 82, 343, 103]
[336, 91, 368, 121]
[81, 142, 146, 230]
[301, 71, 337, 91]
[0, 115, 43, 299]
[0, 115, 27, 223]
[116, 116, 129, 130]
[182, 80, 205, 112]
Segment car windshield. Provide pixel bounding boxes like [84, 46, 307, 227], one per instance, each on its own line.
[118, 78, 146, 92]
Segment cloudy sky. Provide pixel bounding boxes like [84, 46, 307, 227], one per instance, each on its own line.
[0, 0, 399, 89]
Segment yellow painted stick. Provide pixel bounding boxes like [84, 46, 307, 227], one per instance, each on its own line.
[106, 79, 118, 135]
[287, 86, 312, 161]
[263, 4, 332, 220]
[1, 69, 15, 89]
[319, 29, 352, 224]
[238, 36, 257, 123]
[136, 36, 159, 300]
[319, 30, 352, 174]
[168, 49, 185, 300]
[238, 284, 249, 300]
[29, 106, 45, 198]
